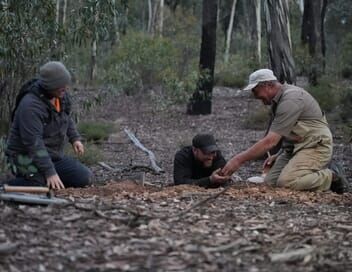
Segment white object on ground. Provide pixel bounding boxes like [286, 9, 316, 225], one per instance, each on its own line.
[247, 176, 265, 184]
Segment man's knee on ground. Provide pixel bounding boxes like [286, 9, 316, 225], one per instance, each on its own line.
[80, 168, 94, 187]
[277, 173, 297, 189]
[70, 167, 93, 188]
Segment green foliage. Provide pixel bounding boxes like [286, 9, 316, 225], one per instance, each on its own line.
[159, 68, 199, 105]
[307, 77, 340, 113]
[65, 142, 103, 166]
[339, 87, 352, 121]
[215, 55, 256, 88]
[72, 0, 118, 44]
[103, 32, 178, 92]
[78, 121, 116, 142]
[0, 120, 9, 136]
[0, 0, 57, 121]
[0, 137, 10, 174]
[340, 33, 352, 79]
[101, 31, 198, 104]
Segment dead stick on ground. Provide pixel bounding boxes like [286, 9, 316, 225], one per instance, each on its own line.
[124, 128, 163, 174]
[169, 186, 231, 219]
[98, 162, 117, 172]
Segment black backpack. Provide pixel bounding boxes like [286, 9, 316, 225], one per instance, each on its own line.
[11, 78, 39, 121]
[11, 79, 72, 122]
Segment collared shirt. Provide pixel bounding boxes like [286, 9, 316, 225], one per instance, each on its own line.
[269, 84, 331, 152]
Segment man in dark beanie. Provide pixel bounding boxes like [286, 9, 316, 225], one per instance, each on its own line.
[173, 134, 229, 188]
[5, 61, 93, 189]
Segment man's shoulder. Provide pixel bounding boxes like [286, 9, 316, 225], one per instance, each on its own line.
[175, 146, 193, 160]
[282, 84, 312, 99]
[16, 91, 50, 119]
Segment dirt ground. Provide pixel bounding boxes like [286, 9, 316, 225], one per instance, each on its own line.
[1, 86, 351, 271]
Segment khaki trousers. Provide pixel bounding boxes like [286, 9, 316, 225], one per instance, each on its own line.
[264, 141, 333, 192]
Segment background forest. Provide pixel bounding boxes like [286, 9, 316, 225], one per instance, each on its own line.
[0, 0, 352, 156]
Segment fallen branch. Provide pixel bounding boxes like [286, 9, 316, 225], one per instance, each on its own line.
[201, 238, 247, 253]
[124, 129, 163, 174]
[171, 186, 231, 219]
[98, 162, 157, 174]
[98, 162, 116, 172]
[269, 246, 314, 263]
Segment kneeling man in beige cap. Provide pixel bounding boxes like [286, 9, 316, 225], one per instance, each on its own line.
[221, 68, 349, 194]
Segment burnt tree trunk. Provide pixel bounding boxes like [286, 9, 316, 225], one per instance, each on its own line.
[264, 0, 296, 84]
[187, 0, 218, 115]
[301, 0, 328, 84]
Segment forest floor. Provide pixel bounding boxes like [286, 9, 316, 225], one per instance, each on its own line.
[1, 85, 351, 271]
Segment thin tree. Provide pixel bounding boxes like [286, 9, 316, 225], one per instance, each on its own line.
[159, 0, 164, 36]
[147, 0, 153, 33]
[301, 0, 328, 84]
[224, 0, 237, 63]
[254, 0, 261, 64]
[264, 0, 296, 84]
[187, 0, 218, 115]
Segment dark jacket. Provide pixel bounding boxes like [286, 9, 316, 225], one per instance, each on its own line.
[173, 146, 226, 188]
[6, 81, 80, 178]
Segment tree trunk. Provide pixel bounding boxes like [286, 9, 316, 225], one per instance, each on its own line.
[254, 0, 261, 64]
[56, 0, 60, 26]
[264, 0, 296, 84]
[224, 0, 237, 64]
[217, 0, 221, 25]
[321, 0, 327, 72]
[90, 38, 97, 82]
[62, 0, 67, 26]
[147, 0, 152, 33]
[301, 0, 327, 84]
[159, 0, 164, 36]
[187, 0, 218, 115]
[111, 0, 119, 45]
[90, 2, 99, 82]
[151, 0, 159, 35]
[297, 0, 304, 13]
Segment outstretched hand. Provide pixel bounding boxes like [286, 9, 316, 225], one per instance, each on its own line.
[210, 168, 230, 184]
[72, 140, 84, 156]
[221, 157, 241, 176]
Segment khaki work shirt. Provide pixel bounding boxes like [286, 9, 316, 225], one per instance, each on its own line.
[269, 84, 332, 154]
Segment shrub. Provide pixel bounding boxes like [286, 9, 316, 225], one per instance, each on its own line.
[307, 77, 340, 113]
[78, 121, 116, 142]
[0, 120, 9, 136]
[103, 32, 180, 94]
[65, 142, 103, 166]
[100, 31, 200, 104]
[0, 137, 10, 175]
[159, 68, 199, 105]
[340, 33, 352, 79]
[215, 54, 256, 88]
[339, 88, 352, 121]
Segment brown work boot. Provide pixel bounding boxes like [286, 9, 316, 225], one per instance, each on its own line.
[329, 161, 350, 194]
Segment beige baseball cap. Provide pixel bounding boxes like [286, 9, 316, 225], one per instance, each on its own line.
[243, 69, 277, 91]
